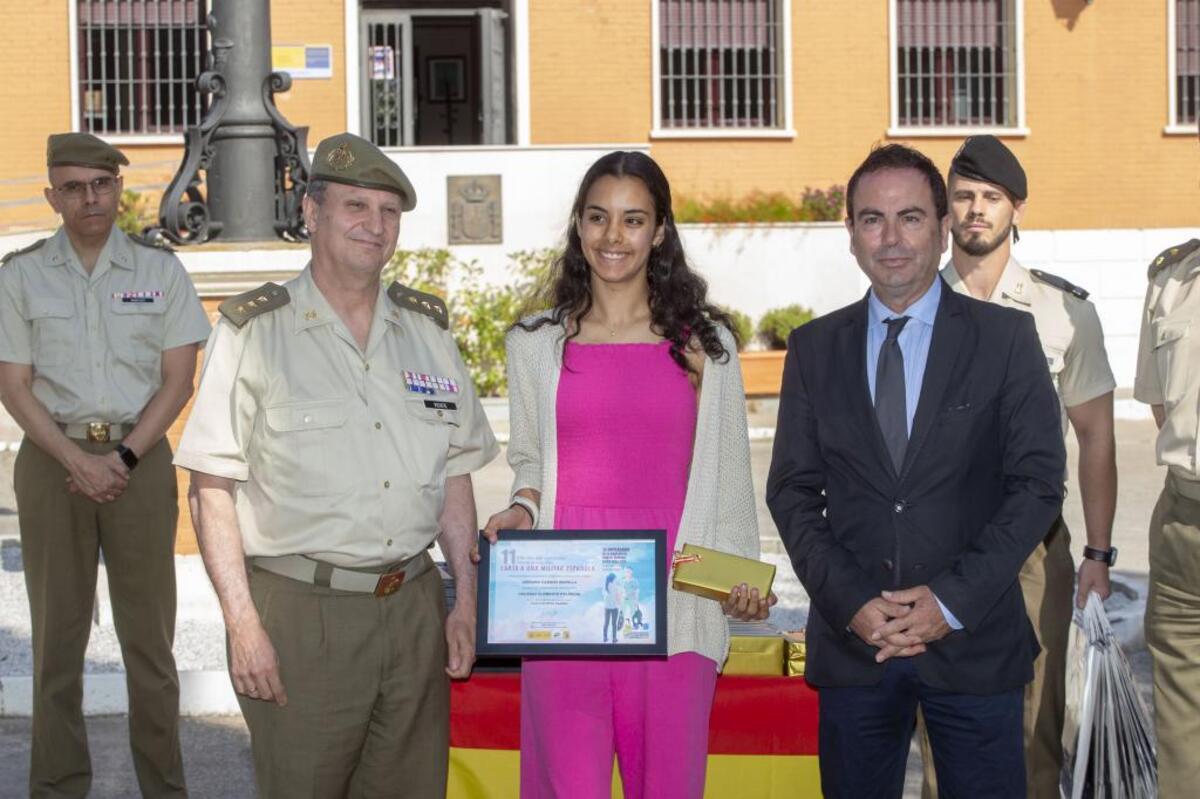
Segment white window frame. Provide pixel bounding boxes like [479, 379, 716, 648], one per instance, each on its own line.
[650, 0, 796, 140]
[1167, 0, 1200, 135]
[344, 0, 532, 147]
[887, 0, 1029, 138]
[68, 0, 209, 145]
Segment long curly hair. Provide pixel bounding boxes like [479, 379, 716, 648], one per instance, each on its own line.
[515, 151, 735, 373]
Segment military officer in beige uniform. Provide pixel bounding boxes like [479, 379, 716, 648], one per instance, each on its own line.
[175, 132, 498, 798]
[917, 136, 1118, 798]
[1135, 236, 1200, 798]
[0, 133, 210, 797]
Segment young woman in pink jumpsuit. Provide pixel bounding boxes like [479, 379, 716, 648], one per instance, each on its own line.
[483, 151, 775, 798]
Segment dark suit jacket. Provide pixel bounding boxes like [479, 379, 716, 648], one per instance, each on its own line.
[766, 280, 1065, 694]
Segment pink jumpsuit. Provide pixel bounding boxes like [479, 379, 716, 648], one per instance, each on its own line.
[520, 341, 718, 799]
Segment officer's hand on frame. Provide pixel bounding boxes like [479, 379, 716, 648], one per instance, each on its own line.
[473, 505, 535, 562]
[444, 610, 475, 679]
[721, 584, 778, 621]
[1076, 560, 1112, 609]
[229, 619, 287, 706]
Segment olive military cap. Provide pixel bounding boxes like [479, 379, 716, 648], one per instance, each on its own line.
[46, 132, 129, 174]
[949, 135, 1027, 201]
[310, 132, 417, 211]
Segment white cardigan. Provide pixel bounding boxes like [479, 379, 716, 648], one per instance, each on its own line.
[504, 318, 760, 669]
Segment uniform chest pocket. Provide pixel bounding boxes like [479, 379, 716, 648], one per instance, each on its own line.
[263, 399, 350, 496]
[405, 397, 461, 427]
[402, 397, 458, 488]
[1152, 319, 1190, 404]
[25, 298, 75, 367]
[110, 297, 166, 363]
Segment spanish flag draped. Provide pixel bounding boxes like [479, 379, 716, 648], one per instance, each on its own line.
[448, 674, 822, 797]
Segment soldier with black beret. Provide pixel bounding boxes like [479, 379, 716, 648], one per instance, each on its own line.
[915, 135, 1118, 799]
[0, 132, 210, 797]
[175, 132, 497, 796]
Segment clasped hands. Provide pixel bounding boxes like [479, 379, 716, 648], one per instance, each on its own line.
[850, 585, 950, 663]
[65, 450, 129, 504]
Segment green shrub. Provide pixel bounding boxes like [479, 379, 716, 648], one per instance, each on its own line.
[117, 189, 156, 236]
[674, 186, 845, 224]
[381, 248, 555, 396]
[716, 306, 753, 351]
[757, 304, 814, 350]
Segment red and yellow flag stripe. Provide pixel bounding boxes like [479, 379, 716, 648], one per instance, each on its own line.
[448, 674, 822, 798]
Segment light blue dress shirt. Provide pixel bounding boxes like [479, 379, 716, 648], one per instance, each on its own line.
[865, 278, 963, 631]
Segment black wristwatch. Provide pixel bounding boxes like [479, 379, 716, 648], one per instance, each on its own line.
[1082, 545, 1117, 567]
[115, 444, 139, 471]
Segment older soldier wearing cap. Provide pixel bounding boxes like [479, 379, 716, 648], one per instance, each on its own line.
[1135, 136, 1200, 795]
[0, 132, 210, 797]
[912, 135, 1118, 798]
[175, 132, 498, 797]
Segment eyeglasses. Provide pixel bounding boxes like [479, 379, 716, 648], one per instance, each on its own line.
[52, 176, 118, 198]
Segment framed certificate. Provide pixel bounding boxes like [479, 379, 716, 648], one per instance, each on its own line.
[476, 530, 668, 657]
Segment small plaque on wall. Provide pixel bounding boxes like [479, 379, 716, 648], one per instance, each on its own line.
[448, 175, 502, 245]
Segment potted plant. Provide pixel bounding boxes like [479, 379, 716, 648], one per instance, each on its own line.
[740, 305, 814, 396]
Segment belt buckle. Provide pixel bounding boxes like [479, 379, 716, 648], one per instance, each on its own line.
[374, 570, 406, 598]
[87, 422, 111, 443]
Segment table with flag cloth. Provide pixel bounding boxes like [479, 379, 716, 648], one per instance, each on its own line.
[448, 673, 822, 797]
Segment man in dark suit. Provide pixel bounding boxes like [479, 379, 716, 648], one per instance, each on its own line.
[766, 144, 1065, 798]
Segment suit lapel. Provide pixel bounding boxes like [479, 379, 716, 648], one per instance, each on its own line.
[900, 283, 968, 479]
[837, 295, 897, 479]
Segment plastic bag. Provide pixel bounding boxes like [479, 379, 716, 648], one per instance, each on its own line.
[1061, 591, 1156, 798]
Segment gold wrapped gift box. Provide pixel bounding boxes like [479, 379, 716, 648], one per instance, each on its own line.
[671, 544, 775, 603]
[784, 631, 806, 677]
[724, 634, 785, 675]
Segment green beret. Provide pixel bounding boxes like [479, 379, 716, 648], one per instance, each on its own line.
[46, 132, 129, 173]
[310, 132, 416, 211]
[950, 135, 1027, 201]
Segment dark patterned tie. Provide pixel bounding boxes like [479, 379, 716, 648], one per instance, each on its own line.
[875, 316, 910, 474]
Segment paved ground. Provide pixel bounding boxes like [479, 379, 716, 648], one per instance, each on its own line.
[0, 417, 1165, 796]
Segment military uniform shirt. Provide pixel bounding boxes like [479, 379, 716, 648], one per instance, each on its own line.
[0, 227, 211, 422]
[174, 265, 499, 568]
[1135, 241, 1200, 483]
[942, 256, 1116, 440]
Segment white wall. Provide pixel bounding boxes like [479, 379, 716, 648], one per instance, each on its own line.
[678, 225, 1199, 390]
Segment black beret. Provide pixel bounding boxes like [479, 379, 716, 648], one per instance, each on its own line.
[950, 135, 1027, 201]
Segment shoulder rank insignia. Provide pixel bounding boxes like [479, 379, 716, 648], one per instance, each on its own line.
[219, 282, 290, 329]
[129, 232, 176, 253]
[387, 282, 449, 330]
[1030, 269, 1089, 301]
[1148, 239, 1200, 278]
[1, 237, 47, 266]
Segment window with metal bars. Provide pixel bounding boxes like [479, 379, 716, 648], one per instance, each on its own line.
[77, 1, 209, 137]
[1176, 0, 1200, 126]
[657, 0, 785, 130]
[894, 0, 1019, 129]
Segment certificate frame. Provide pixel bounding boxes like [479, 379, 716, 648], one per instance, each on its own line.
[476, 530, 668, 657]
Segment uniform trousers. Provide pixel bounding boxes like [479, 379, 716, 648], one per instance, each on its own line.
[238, 558, 449, 799]
[16, 436, 185, 799]
[918, 515, 1072, 799]
[1146, 474, 1200, 799]
[520, 652, 717, 799]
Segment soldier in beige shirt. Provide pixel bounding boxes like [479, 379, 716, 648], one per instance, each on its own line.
[1135, 234, 1200, 798]
[918, 136, 1118, 799]
[0, 133, 210, 797]
[174, 132, 498, 797]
